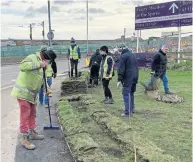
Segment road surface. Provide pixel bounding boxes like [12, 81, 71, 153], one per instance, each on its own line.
[1, 59, 85, 87]
[1, 59, 85, 162]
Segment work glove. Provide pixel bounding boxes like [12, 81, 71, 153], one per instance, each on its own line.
[52, 73, 57, 78]
[106, 74, 110, 80]
[46, 88, 52, 97]
[150, 71, 155, 75]
[117, 81, 122, 88]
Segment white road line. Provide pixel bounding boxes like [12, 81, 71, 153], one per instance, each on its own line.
[0, 72, 18, 76]
[0, 85, 13, 91]
[0, 72, 68, 91]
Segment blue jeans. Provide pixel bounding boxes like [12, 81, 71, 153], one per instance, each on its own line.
[161, 73, 169, 92]
[122, 86, 134, 115]
[38, 77, 52, 105]
[148, 72, 169, 92]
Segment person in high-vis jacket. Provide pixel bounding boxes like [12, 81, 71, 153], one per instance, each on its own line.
[38, 60, 57, 106]
[11, 50, 57, 150]
[38, 47, 57, 106]
[68, 37, 81, 77]
[99, 46, 115, 104]
[117, 47, 139, 117]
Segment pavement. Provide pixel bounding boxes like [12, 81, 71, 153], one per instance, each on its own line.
[1, 59, 85, 162]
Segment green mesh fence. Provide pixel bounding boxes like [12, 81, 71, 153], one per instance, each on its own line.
[1, 36, 192, 57]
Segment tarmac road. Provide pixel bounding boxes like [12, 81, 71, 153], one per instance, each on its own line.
[1, 59, 85, 88]
[1, 59, 85, 162]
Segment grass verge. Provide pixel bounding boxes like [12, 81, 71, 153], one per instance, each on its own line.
[57, 69, 192, 162]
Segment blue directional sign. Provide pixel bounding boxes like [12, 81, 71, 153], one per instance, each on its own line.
[135, 1, 192, 30]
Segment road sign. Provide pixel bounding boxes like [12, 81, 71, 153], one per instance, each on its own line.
[135, 1, 192, 30]
[47, 31, 54, 40]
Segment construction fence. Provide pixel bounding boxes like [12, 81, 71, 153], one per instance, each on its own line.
[1, 35, 192, 57]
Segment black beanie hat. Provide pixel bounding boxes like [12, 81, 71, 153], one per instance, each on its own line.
[100, 46, 108, 53]
[43, 50, 57, 61]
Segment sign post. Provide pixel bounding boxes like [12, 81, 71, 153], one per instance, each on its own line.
[177, 27, 181, 63]
[136, 30, 139, 53]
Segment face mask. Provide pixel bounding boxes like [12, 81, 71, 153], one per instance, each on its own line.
[100, 50, 106, 55]
[45, 60, 50, 64]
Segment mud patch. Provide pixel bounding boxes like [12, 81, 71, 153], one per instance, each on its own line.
[103, 148, 123, 158]
[138, 110, 164, 120]
[182, 121, 192, 128]
[81, 117, 90, 124]
[69, 101, 87, 111]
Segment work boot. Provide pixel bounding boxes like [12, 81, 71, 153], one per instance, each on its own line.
[165, 91, 174, 95]
[121, 113, 129, 117]
[20, 133, 36, 150]
[29, 129, 44, 140]
[108, 98, 114, 104]
[103, 97, 108, 104]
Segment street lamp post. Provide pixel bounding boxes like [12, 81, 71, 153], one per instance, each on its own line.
[17, 22, 44, 40]
[47, 0, 52, 46]
[42, 21, 45, 40]
[86, 0, 88, 55]
[30, 24, 32, 40]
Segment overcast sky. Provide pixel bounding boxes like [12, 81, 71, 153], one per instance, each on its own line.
[1, 0, 192, 40]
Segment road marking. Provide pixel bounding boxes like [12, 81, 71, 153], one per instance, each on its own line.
[0, 85, 13, 91]
[0, 69, 85, 91]
[0, 72, 18, 76]
[57, 73, 68, 77]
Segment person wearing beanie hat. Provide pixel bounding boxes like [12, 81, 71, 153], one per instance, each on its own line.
[11, 49, 57, 150]
[40, 46, 48, 52]
[89, 49, 102, 86]
[99, 45, 115, 104]
[68, 37, 81, 78]
[38, 48, 57, 106]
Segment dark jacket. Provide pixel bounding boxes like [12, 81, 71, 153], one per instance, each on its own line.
[151, 49, 167, 77]
[117, 49, 139, 87]
[68, 45, 81, 59]
[51, 60, 57, 73]
[89, 50, 102, 67]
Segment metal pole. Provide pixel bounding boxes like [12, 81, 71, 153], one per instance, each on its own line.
[86, 0, 88, 55]
[48, 0, 52, 46]
[30, 24, 32, 40]
[124, 28, 126, 44]
[42, 21, 45, 40]
[136, 30, 139, 53]
[177, 27, 181, 63]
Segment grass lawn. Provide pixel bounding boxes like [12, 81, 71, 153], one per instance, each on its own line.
[58, 69, 192, 162]
[88, 69, 192, 162]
